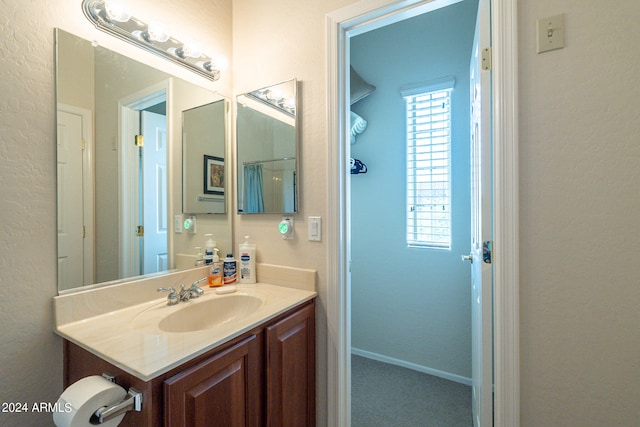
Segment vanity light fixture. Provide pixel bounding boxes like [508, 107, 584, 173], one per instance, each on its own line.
[81, 0, 225, 81]
[248, 89, 296, 116]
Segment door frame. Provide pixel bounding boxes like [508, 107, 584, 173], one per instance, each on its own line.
[118, 80, 170, 278]
[326, 0, 520, 426]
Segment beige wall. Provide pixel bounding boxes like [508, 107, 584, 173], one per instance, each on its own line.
[518, 1, 640, 425]
[0, 1, 231, 425]
[1, 0, 638, 426]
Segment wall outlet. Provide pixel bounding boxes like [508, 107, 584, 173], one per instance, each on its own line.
[184, 216, 197, 234]
[279, 216, 294, 239]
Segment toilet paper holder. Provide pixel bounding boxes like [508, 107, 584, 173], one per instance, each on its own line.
[90, 373, 143, 425]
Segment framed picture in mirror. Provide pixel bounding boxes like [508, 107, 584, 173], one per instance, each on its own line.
[204, 155, 225, 195]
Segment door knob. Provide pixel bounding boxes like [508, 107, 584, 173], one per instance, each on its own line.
[461, 253, 473, 263]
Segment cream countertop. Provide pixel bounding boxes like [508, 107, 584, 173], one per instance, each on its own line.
[53, 264, 317, 381]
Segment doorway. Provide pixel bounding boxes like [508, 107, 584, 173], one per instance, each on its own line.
[326, 0, 520, 426]
[349, 1, 478, 424]
[119, 81, 169, 278]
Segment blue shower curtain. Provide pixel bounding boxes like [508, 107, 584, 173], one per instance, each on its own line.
[244, 164, 264, 213]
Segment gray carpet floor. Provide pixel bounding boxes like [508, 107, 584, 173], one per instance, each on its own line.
[351, 355, 473, 427]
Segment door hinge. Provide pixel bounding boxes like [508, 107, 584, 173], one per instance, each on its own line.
[483, 240, 493, 264]
[81, 138, 86, 151]
[83, 226, 86, 238]
[136, 225, 144, 237]
[481, 47, 492, 71]
[135, 135, 144, 147]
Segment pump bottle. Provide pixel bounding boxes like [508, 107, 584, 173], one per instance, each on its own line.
[204, 234, 216, 265]
[208, 248, 223, 287]
[238, 236, 256, 284]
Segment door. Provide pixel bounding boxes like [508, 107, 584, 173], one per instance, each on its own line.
[468, 0, 493, 425]
[265, 303, 316, 427]
[141, 110, 168, 274]
[57, 110, 85, 290]
[164, 335, 261, 427]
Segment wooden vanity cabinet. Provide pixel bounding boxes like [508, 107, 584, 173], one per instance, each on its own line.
[164, 334, 262, 427]
[265, 303, 315, 426]
[62, 299, 315, 427]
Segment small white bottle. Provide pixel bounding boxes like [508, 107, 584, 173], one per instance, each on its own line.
[238, 236, 256, 284]
[204, 234, 216, 265]
[194, 247, 204, 266]
[223, 253, 237, 285]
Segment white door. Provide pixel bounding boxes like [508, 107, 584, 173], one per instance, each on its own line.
[141, 110, 168, 274]
[57, 110, 85, 290]
[468, 0, 493, 425]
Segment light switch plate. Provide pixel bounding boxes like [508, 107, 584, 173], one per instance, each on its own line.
[537, 14, 564, 53]
[174, 215, 183, 233]
[308, 216, 322, 241]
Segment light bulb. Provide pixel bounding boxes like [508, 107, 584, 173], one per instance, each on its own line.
[103, 1, 131, 23]
[143, 23, 169, 43]
[176, 43, 202, 59]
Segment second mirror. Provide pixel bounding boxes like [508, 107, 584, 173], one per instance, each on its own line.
[236, 79, 298, 214]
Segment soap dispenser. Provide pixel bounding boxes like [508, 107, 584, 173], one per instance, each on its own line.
[238, 236, 256, 284]
[204, 234, 216, 265]
[208, 248, 223, 287]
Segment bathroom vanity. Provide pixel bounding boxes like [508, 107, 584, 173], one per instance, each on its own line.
[62, 300, 314, 426]
[54, 266, 317, 426]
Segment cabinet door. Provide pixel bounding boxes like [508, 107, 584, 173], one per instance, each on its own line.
[164, 334, 261, 427]
[266, 303, 315, 427]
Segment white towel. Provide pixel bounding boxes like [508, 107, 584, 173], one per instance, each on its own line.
[350, 111, 368, 144]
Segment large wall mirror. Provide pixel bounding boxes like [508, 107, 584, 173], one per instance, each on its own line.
[56, 29, 231, 293]
[236, 79, 298, 214]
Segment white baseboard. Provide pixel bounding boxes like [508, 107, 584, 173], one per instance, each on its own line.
[351, 347, 472, 386]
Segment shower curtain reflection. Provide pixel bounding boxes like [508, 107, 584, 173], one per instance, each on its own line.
[244, 164, 264, 213]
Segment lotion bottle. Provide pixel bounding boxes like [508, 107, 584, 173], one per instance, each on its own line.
[208, 248, 223, 287]
[238, 236, 257, 284]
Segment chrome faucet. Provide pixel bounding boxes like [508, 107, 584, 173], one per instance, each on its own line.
[157, 277, 206, 305]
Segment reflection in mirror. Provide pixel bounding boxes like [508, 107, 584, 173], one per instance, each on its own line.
[236, 79, 298, 214]
[183, 100, 227, 214]
[56, 29, 231, 293]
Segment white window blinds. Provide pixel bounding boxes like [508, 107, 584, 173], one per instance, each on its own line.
[402, 78, 454, 249]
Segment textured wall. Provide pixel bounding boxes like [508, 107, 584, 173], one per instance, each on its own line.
[0, 1, 230, 425]
[350, 0, 478, 379]
[518, 1, 640, 425]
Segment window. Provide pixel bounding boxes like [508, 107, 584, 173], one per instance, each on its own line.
[402, 78, 454, 249]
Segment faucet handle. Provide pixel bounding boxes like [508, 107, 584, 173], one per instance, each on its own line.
[158, 287, 179, 305]
[189, 278, 206, 298]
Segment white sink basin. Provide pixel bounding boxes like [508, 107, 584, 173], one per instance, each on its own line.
[131, 291, 268, 333]
[158, 294, 264, 333]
